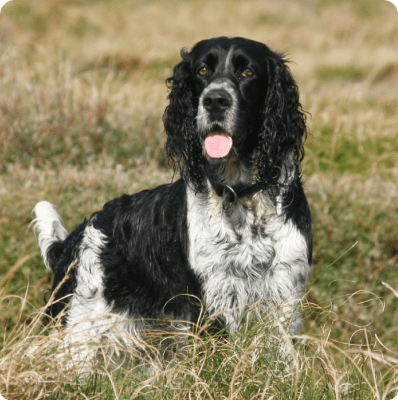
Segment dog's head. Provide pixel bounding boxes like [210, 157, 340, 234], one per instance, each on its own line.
[163, 36, 307, 194]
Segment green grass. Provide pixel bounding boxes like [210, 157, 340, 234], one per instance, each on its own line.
[1, 0, 398, 398]
[316, 66, 367, 83]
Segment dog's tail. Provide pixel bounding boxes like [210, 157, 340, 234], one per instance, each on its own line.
[32, 201, 68, 270]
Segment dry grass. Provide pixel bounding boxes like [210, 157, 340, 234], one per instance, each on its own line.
[1, 292, 397, 400]
[0, 0, 398, 398]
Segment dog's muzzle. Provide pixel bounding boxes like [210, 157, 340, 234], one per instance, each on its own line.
[197, 81, 238, 159]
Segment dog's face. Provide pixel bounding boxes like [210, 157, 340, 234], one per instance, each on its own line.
[164, 36, 307, 192]
[190, 37, 270, 162]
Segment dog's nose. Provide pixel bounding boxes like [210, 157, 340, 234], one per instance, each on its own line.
[203, 90, 232, 114]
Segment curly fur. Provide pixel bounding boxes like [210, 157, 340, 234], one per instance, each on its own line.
[164, 48, 208, 193]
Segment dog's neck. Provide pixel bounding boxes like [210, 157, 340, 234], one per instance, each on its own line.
[204, 152, 299, 213]
[210, 180, 261, 203]
[204, 153, 257, 186]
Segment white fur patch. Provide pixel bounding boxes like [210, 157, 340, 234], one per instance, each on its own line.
[224, 46, 235, 73]
[187, 185, 310, 334]
[63, 222, 153, 367]
[61, 223, 109, 365]
[32, 201, 68, 269]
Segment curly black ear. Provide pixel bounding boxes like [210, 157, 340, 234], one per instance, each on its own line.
[257, 56, 307, 187]
[163, 50, 195, 169]
[163, 50, 207, 193]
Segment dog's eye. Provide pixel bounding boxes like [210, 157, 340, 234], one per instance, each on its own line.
[242, 68, 254, 78]
[198, 67, 208, 77]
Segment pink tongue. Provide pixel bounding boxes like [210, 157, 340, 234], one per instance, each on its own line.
[205, 135, 233, 158]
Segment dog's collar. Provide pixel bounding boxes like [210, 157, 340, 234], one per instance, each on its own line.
[211, 181, 284, 215]
[211, 181, 261, 203]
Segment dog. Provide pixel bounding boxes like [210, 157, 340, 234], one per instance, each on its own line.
[33, 36, 312, 365]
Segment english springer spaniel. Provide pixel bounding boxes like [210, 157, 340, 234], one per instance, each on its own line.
[33, 36, 312, 365]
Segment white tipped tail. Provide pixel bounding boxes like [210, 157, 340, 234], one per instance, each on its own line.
[32, 201, 68, 269]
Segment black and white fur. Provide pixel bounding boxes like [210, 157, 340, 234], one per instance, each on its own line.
[33, 37, 312, 364]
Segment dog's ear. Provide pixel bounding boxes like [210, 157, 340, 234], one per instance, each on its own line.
[257, 56, 307, 186]
[163, 51, 195, 169]
[163, 49, 208, 193]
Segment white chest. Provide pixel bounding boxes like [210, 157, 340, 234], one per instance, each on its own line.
[186, 187, 288, 331]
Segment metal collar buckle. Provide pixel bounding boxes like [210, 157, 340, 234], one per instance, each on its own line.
[223, 184, 238, 204]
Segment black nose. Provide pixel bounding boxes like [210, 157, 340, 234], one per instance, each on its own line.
[203, 90, 232, 114]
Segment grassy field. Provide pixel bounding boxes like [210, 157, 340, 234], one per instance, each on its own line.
[0, 0, 398, 398]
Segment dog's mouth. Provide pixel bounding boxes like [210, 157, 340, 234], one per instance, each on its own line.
[204, 132, 233, 159]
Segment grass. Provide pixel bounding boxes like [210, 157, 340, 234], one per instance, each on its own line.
[2, 293, 397, 399]
[0, 0, 398, 398]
